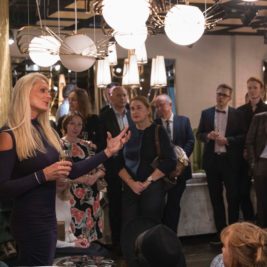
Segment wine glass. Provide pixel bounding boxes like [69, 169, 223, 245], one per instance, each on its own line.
[59, 149, 73, 183]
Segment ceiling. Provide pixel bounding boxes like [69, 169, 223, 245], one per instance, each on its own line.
[8, 0, 267, 40]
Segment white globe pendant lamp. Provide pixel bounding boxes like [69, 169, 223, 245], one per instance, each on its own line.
[114, 26, 148, 50]
[164, 4, 205, 46]
[102, 0, 150, 32]
[29, 36, 60, 67]
[59, 34, 97, 72]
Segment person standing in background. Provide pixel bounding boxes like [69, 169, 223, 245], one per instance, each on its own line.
[99, 86, 134, 253]
[237, 77, 267, 222]
[197, 84, 244, 245]
[154, 94, 194, 233]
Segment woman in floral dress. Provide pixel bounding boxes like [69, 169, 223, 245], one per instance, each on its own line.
[61, 112, 105, 243]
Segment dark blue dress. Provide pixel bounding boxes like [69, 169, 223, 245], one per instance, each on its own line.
[0, 120, 108, 266]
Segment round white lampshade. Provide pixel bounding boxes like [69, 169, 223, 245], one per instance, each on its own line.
[102, 0, 150, 32]
[164, 4, 205, 46]
[29, 36, 60, 67]
[60, 34, 97, 72]
[114, 26, 148, 50]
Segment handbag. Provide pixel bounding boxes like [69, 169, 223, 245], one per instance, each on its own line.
[153, 125, 189, 189]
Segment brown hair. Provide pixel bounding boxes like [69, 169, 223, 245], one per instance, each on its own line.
[217, 83, 233, 95]
[130, 96, 153, 122]
[247, 77, 263, 89]
[221, 222, 267, 267]
[69, 88, 91, 118]
[62, 112, 85, 135]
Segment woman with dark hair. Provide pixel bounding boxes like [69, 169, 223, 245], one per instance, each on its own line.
[57, 88, 101, 148]
[61, 112, 105, 243]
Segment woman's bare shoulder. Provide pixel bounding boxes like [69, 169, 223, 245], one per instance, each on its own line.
[0, 131, 14, 151]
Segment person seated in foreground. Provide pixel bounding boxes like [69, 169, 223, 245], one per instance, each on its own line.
[55, 178, 109, 257]
[210, 222, 267, 267]
[121, 216, 186, 267]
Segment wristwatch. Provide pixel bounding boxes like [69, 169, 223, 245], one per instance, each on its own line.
[147, 176, 154, 183]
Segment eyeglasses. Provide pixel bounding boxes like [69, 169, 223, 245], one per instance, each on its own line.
[217, 92, 230, 98]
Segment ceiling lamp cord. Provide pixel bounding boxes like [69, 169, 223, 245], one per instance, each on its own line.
[74, 0, 77, 34]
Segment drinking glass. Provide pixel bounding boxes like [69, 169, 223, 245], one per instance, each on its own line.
[59, 149, 73, 183]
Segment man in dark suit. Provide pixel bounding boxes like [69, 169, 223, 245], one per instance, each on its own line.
[196, 84, 244, 244]
[237, 77, 267, 221]
[99, 86, 133, 251]
[246, 112, 267, 227]
[154, 94, 195, 233]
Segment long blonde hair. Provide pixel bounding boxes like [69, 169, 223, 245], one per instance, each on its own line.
[221, 222, 267, 267]
[7, 72, 62, 160]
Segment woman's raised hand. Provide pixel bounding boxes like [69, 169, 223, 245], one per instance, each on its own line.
[43, 160, 72, 182]
[104, 126, 131, 157]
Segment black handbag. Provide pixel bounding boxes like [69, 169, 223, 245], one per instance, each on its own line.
[153, 125, 189, 190]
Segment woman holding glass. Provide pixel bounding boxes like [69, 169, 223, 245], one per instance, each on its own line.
[61, 112, 105, 243]
[0, 73, 130, 266]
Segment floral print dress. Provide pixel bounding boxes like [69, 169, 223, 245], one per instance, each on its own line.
[61, 139, 103, 243]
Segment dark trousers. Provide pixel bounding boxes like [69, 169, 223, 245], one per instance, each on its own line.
[163, 176, 186, 233]
[254, 158, 267, 227]
[122, 180, 165, 227]
[239, 159, 255, 221]
[205, 154, 240, 233]
[106, 174, 122, 246]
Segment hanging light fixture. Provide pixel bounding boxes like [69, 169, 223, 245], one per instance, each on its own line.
[60, 34, 97, 72]
[150, 56, 167, 88]
[102, 0, 150, 33]
[29, 35, 60, 67]
[122, 54, 140, 87]
[96, 58, 112, 88]
[135, 43, 148, 64]
[164, 4, 205, 46]
[114, 26, 148, 50]
[108, 42, 118, 66]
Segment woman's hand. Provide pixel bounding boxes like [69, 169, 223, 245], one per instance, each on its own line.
[104, 127, 131, 157]
[43, 161, 72, 182]
[129, 180, 146, 195]
[75, 238, 89, 248]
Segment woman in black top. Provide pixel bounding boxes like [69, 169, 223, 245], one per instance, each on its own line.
[0, 73, 130, 266]
[119, 96, 176, 226]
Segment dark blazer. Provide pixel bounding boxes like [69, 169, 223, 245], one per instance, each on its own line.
[196, 106, 244, 171]
[155, 115, 195, 180]
[99, 107, 134, 175]
[246, 111, 267, 168]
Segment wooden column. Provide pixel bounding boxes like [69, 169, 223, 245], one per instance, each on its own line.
[0, 0, 11, 127]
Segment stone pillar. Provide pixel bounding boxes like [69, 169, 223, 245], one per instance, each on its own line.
[0, 0, 11, 127]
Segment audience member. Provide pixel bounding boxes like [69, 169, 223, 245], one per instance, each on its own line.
[221, 222, 267, 267]
[246, 111, 267, 227]
[132, 223, 186, 267]
[55, 178, 109, 257]
[100, 82, 120, 114]
[154, 94, 194, 233]
[119, 96, 176, 227]
[0, 72, 130, 266]
[58, 88, 101, 148]
[55, 84, 75, 124]
[61, 112, 105, 242]
[99, 85, 134, 251]
[196, 84, 244, 245]
[237, 77, 267, 222]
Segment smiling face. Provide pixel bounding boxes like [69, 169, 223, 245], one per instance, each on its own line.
[30, 79, 51, 118]
[65, 115, 83, 139]
[247, 80, 262, 101]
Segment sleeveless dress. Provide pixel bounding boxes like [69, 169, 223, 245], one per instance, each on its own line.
[0, 120, 108, 266]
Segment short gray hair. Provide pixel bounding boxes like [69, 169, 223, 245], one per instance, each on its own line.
[156, 94, 172, 104]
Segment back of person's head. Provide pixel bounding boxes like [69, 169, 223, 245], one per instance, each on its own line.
[135, 224, 186, 267]
[221, 222, 267, 267]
